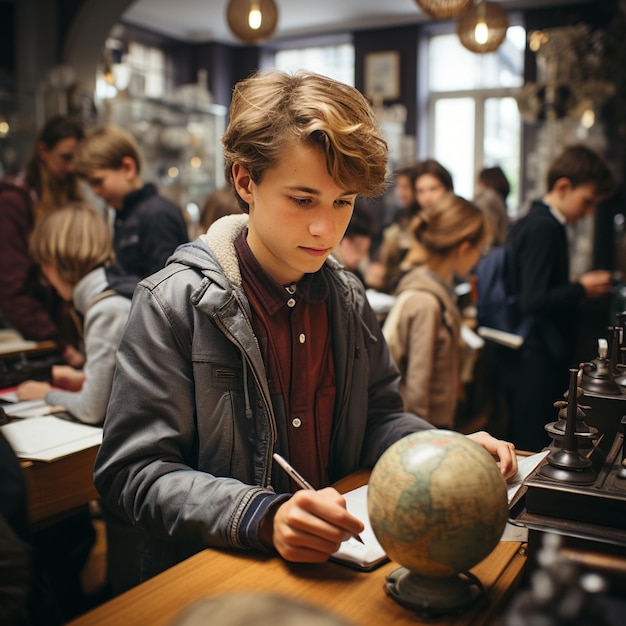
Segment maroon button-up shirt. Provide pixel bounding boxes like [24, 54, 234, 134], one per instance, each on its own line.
[235, 231, 336, 490]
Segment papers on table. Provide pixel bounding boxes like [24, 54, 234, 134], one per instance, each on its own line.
[1, 388, 66, 418]
[1, 415, 102, 461]
[330, 485, 388, 571]
[506, 450, 550, 504]
[500, 451, 549, 543]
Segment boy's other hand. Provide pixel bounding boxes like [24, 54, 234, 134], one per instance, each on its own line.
[466, 431, 518, 479]
[16, 380, 52, 401]
[579, 270, 612, 298]
[264, 487, 364, 562]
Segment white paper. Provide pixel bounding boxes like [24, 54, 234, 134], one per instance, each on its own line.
[506, 450, 550, 504]
[477, 326, 524, 349]
[0, 390, 20, 403]
[3, 399, 49, 416]
[461, 324, 485, 350]
[1, 415, 102, 461]
[331, 485, 388, 569]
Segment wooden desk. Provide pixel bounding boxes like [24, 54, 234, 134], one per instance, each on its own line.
[21, 445, 100, 527]
[68, 471, 527, 626]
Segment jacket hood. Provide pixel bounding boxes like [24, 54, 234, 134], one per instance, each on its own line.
[166, 214, 248, 288]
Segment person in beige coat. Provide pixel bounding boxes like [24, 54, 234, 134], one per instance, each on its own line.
[382, 194, 489, 428]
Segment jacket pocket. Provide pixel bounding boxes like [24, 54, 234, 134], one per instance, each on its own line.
[193, 360, 254, 481]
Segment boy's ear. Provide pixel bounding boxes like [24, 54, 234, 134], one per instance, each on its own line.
[552, 177, 573, 195]
[120, 155, 139, 178]
[456, 240, 472, 256]
[231, 163, 254, 204]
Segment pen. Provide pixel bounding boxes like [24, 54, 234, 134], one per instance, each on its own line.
[272, 452, 364, 545]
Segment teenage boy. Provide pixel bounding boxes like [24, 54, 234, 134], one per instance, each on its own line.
[75, 125, 188, 278]
[94, 70, 517, 583]
[503, 144, 616, 452]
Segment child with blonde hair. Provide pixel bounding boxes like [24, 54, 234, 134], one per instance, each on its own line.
[75, 124, 188, 278]
[17, 203, 133, 425]
[383, 193, 489, 428]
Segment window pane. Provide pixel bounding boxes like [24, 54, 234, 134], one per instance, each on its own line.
[429, 25, 525, 92]
[484, 97, 521, 213]
[274, 44, 355, 86]
[433, 98, 475, 200]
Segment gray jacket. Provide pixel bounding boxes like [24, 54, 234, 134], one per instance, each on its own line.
[94, 214, 431, 576]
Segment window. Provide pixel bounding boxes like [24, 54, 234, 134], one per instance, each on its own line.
[269, 41, 355, 86]
[126, 42, 167, 99]
[424, 25, 525, 213]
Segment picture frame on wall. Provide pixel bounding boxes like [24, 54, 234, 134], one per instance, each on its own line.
[364, 51, 401, 101]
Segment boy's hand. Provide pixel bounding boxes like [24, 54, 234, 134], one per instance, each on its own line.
[466, 431, 518, 479]
[579, 270, 612, 298]
[16, 380, 51, 401]
[262, 487, 364, 562]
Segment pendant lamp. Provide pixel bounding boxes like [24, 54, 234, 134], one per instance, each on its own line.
[457, 0, 509, 54]
[226, 0, 279, 44]
[414, 0, 473, 20]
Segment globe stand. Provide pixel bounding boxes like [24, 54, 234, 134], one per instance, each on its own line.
[385, 567, 484, 617]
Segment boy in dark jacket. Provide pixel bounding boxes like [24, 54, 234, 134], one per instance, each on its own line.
[75, 124, 188, 278]
[94, 70, 517, 583]
[504, 144, 616, 451]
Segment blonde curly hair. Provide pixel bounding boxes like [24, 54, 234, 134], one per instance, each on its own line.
[222, 70, 389, 212]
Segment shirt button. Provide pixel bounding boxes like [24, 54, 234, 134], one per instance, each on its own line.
[299, 333, 306, 343]
[287, 298, 296, 308]
[292, 417, 302, 428]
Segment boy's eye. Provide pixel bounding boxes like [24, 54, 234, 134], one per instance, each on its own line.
[336, 199, 354, 208]
[291, 197, 312, 206]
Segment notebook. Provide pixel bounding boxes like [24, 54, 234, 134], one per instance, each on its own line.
[1, 415, 102, 461]
[330, 485, 388, 571]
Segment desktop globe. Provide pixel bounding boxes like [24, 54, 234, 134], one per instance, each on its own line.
[367, 429, 508, 616]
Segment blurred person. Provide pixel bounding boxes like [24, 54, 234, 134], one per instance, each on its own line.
[332, 203, 373, 286]
[381, 159, 454, 293]
[379, 165, 421, 293]
[75, 125, 189, 279]
[502, 144, 616, 451]
[13, 203, 142, 597]
[0, 115, 85, 367]
[413, 159, 454, 213]
[172, 593, 355, 626]
[382, 194, 489, 428]
[474, 166, 510, 246]
[195, 186, 243, 237]
[16, 203, 133, 426]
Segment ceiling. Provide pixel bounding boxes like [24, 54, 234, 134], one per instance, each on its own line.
[121, 0, 587, 44]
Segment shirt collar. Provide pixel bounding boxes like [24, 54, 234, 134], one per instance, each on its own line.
[234, 230, 329, 316]
[542, 197, 567, 225]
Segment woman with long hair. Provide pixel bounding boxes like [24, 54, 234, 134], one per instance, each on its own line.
[0, 115, 85, 366]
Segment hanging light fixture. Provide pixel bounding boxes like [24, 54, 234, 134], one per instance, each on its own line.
[457, 0, 509, 54]
[226, 0, 279, 44]
[414, 0, 473, 20]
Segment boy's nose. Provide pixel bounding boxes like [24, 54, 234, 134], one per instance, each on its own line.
[309, 208, 336, 239]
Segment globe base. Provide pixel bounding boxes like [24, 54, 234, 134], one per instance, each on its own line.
[385, 567, 484, 617]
